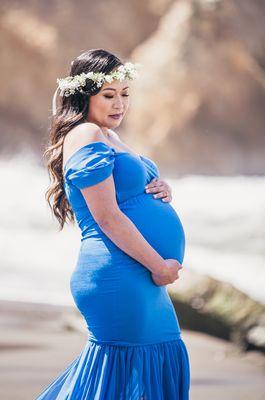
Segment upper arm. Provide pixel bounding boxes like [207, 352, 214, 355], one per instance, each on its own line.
[64, 123, 121, 225]
[80, 174, 120, 226]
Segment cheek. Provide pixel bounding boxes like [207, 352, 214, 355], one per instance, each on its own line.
[90, 97, 109, 115]
[99, 97, 113, 110]
[122, 96, 129, 106]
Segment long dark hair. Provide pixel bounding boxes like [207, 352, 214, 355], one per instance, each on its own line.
[44, 49, 123, 230]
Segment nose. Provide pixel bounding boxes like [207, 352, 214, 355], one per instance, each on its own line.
[113, 95, 124, 110]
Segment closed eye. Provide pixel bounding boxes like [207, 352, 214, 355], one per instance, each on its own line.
[104, 94, 129, 99]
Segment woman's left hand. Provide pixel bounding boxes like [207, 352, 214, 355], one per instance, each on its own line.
[145, 178, 172, 202]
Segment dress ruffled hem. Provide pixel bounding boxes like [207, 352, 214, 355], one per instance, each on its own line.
[35, 336, 190, 400]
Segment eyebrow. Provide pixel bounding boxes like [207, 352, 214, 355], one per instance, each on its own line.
[102, 86, 129, 91]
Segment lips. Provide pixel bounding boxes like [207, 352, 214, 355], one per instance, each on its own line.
[109, 113, 123, 119]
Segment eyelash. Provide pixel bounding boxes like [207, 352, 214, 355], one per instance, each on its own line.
[104, 94, 129, 99]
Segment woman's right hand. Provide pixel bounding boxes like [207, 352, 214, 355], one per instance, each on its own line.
[151, 259, 183, 286]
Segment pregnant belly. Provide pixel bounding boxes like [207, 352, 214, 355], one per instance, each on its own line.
[70, 193, 185, 343]
[119, 192, 186, 264]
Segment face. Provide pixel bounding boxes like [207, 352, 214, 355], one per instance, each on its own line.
[87, 79, 130, 129]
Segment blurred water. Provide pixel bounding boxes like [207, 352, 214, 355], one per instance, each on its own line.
[0, 151, 264, 306]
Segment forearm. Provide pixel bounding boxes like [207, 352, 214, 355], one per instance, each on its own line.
[98, 211, 166, 274]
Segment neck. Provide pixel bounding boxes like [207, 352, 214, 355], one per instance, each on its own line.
[101, 126, 112, 137]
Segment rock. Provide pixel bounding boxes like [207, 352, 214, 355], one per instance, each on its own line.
[167, 269, 265, 352]
[127, 0, 265, 174]
[247, 325, 265, 348]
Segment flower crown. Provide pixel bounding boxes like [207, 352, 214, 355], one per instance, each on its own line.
[57, 61, 141, 98]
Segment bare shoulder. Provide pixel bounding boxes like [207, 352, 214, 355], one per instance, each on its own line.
[63, 123, 108, 162]
[64, 122, 106, 148]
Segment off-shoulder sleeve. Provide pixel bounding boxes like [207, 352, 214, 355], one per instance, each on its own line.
[64, 142, 115, 189]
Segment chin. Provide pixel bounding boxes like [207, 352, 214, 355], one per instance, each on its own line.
[110, 120, 122, 127]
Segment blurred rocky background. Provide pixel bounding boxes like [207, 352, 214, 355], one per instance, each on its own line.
[1, 0, 265, 174]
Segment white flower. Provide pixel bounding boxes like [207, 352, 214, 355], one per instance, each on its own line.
[56, 61, 142, 97]
[105, 75, 114, 83]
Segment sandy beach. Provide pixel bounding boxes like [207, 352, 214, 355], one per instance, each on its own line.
[0, 300, 264, 400]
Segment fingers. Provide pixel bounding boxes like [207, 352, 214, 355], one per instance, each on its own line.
[153, 192, 171, 202]
[152, 274, 180, 286]
[145, 179, 172, 202]
[145, 178, 163, 193]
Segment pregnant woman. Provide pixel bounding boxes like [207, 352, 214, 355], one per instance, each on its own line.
[35, 48, 190, 399]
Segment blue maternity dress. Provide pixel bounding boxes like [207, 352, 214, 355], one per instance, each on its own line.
[35, 141, 190, 399]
